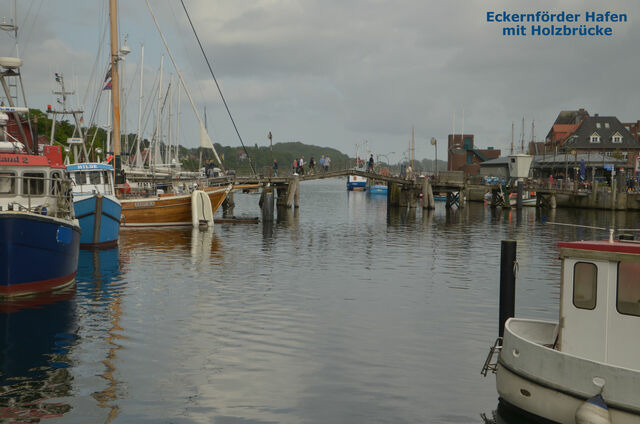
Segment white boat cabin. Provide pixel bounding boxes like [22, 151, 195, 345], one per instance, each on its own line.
[558, 239, 640, 369]
[67, 163, 115, 197]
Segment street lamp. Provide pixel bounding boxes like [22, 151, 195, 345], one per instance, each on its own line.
[430, 137, 437, 177]
[268, 131, 273, 176]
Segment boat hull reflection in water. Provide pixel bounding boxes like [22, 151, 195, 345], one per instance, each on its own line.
[0, 288, 77, 420]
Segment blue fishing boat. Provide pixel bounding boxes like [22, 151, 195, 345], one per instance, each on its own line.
[0, 113, 80, 296]
[347, 174, 367, 191]
[67, 163, 121, 248]
[367, 184, 388, 195]
[0, 48, 80, 297]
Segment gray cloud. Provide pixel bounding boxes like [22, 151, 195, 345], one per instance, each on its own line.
[4, 0, 640, 160]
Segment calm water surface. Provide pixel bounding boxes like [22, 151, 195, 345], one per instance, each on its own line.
[2, 179, 639, 423]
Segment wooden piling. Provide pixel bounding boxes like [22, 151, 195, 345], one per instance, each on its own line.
[261, 186, 274, 222]
[499, 240, 517, 338]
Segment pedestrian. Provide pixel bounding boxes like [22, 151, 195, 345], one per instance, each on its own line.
[292, 158, 298, 175]
[319, 155, 325, 172]
[367, 154, 374, 172]
[299, 156, 305, 175]
[309, 157, 315, 174]
[325, 156, 331, 172]
[273, 159, 278, 176]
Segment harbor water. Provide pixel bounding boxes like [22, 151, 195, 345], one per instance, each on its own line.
[2, 178, 639, 423]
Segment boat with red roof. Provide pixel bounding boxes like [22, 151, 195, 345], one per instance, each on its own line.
[483, 232, 640, 423]
[0, 56, 80, 297]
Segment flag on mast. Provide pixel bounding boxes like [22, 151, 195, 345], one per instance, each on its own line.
[103, 67, 112, 90]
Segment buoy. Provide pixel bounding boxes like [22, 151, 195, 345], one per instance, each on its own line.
[575, 394, 611, 424]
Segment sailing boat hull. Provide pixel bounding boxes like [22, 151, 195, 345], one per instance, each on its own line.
[120, 184, 231, 227]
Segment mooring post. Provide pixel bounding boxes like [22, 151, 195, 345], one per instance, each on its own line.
[293, 176, 300, 208]
[499, 240, 517, 338]
[222, 191, 235, 216]
[261, 186, 274, 222]
[516, 181, 523, 210]
[285, 175, 299, 208]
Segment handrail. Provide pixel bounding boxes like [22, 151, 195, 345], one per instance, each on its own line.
[0, 174, 74, 218]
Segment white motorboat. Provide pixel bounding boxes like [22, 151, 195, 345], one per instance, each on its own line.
[483, 234, 640, 423]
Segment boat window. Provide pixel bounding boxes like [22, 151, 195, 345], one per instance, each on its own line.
[74, 172, 87, 185]
[573, 262, 597, 310]
[89, 172, 102, 185]
[50, 171, 62, 195]
[0, 172, 15, 195]
[617, 262, 640, 317]
[23, 172, 45, 196]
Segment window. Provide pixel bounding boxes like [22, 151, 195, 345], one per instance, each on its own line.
[50, 171, 62, 195]
[89, 172, 101, 185]
[574, 262, 597, 310]
[73, 172, 87, 185]
[23, 172, 45, 196]
[605, 122, 610, 129]
[617, 262, 640, 317]
[590, 133, 601, 143]
[596, 123, 601, 129]
[0, 172, 15, 195]
[612, 133, 623, 143]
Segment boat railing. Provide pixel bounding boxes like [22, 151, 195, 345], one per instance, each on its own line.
[0, 174, 74, 218]
[481, 336, 503, 377]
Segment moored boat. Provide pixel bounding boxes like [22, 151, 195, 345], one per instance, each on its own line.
[67, 163, 121, 247]
[508, 191, 537, 207]
[347, 174, 367, 191]
[483, 235, 640, 423]
[0, 112, 80, 297]
[120, 183, 231, 227]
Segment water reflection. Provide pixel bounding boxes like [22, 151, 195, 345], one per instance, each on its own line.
[75, 248, 123, 423]
[0, 287, 77, 421]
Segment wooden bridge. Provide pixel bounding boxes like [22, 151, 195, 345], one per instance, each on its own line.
[221, 169, 471, 220]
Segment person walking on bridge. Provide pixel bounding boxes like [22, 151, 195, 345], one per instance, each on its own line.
[367, 154, 375, 172]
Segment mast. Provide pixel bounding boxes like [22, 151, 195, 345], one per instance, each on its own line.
[109, 0, 122, 183]
[135, 43, 144, 168]
[144, 0, 224, 171]
[520, 117, 525, 154]
[510, 122, 514, 155]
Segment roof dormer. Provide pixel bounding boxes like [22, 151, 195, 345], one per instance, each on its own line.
[590, 132, 601, 143]
[612, 132, 623, 143]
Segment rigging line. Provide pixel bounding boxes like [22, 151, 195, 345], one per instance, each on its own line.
[545, 222, 608, 231]
[165, 0, 205, 101]
[179, 0, 256, 176]
[17, 0, 41, 58]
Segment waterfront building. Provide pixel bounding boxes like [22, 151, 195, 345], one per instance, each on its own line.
[447, 134, 501, 176]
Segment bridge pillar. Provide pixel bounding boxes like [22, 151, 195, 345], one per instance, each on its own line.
[222, 191, 235, 215]
[459, 188, 468, 208]
[550, 193, 557, 209]
[408, 187, 417, 208]
[260, 186, 274, 222]
[420, 177, 435, 210]
[283, 175, 299, 208]
[388, 183, 401, 207]
[398, 186, 411, 208]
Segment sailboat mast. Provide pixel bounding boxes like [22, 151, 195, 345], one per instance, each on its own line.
[135, 43, 144, 168]
[510, 122, 514, 155]
[109, 0, 122, 182]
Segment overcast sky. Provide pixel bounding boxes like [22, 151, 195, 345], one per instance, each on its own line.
[3, 0, 640, 162]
